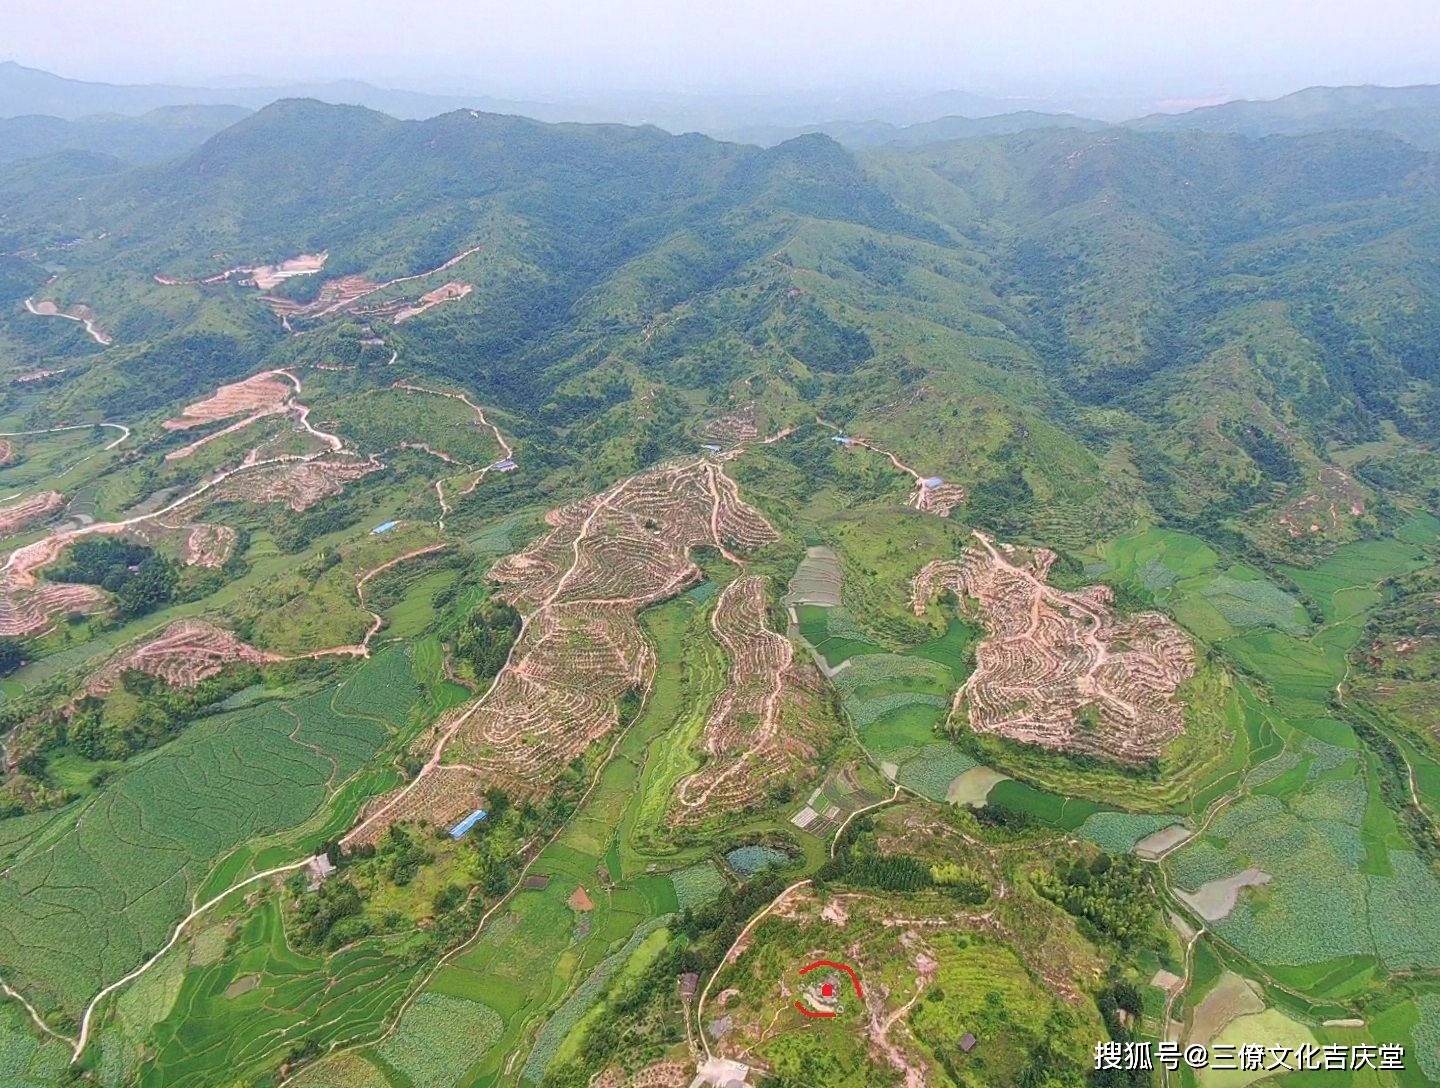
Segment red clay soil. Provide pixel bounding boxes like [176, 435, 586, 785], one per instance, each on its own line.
[348, 459, 776, 845]
[0, 440, 11, 465]
[914, 531, 1196, 763]
[262, 246, 484, 325]
[182, 524, 237, 568]
[391, 281, 473, 324]
[247, 253, 328, 291]
[84, 619, 279, 697]
[0, 528, 116, 636]
[163, 372, 294, 431]
[0, 491, 64, 538]
[567, 885, 595, 912]
[0, 581, 106, 637]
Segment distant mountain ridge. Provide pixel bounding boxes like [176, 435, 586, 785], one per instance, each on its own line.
[0, 61, 558, 122]
[1128, 83, 1440, 149]
[716, 110, 1108, 148]
[0, 104, 250, 166]
[10, 61, 1440, 155]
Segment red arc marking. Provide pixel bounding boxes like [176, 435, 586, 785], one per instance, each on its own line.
[794, 1000, 835, 1018]
[799, 959, 865, 1000]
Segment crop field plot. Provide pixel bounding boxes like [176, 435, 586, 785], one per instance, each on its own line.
[1197, 573, 1311, 635]
[288, 1051, 391, 1088]
[520, 915, 673, 1082]
[0, 428, 116, 494]
[790, 760, 889, 837]
[0, 1003, 70, 1088]
[670, 861, 727, 909]
[784, 545, 842, 607]
[1165, 759, 1440, 983]
[795, 604, 884, 667]
[985, 778, 1101, 830]
[371, 992, 503, 1087]
[915, 532, 1197, 764]
[0, 666, 407, 1020]
[138, 897, 427, 1088]
[1076, 811, 1186, 853]
[366, 589, 736, 1088]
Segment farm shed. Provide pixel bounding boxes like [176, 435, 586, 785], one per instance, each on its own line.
[448, 808, 488, 838]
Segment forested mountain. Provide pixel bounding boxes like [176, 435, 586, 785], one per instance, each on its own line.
[5, 99, 1439, 553]
[0, 59, 553, 122]
[1130, 82, 1440, 149]
[717, 109, 1107, 148]
[0, 104, 249, 166]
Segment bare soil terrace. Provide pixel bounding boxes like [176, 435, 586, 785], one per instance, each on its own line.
[347, 458, 777, 844]
[670, 573, 816, 825]
[82, 619, 279, 697]
[0, 491, 64, 538]
[914, 531, 1196, 763]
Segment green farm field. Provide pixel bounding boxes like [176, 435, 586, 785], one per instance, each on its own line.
[0, 649, 419, 1021]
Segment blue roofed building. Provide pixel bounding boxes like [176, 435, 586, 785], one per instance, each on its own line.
[449, 809, 488, 838]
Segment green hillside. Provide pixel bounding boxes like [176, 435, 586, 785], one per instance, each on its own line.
[0, 97, 1438, 1088]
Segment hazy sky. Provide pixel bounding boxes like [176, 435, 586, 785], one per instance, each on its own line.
[8, 0, 1440, 106]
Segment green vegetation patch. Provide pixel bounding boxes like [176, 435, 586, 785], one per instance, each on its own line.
[1077, 812, 1186, 854]
[726, 845, 791, 876]
[0, 679, 399, 1017]
[0, 1004, 70, 1088]
[374, 992, 503, 1087]
[895, 744, 979, 801]
[987, 779, 1100, 830]
[670, 861, 726, 910]
[1199, 573, 1311, 635]
[520, 915, 671, 1081]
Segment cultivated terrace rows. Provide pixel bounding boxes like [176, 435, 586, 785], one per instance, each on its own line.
[347, 458, 778, 843]
[914, 531, 1197, 763]
[0, 490, 65, 537]
[669, 573, 815, 825]
[82, 619, 280, 697]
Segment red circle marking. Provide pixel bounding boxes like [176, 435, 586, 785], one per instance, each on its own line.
[798, 959, 865, 1000]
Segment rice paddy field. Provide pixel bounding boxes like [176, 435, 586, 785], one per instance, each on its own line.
[795, 574, 985, 805]
[133, 896, 431, 1087]
[0, 648, 419, 1022]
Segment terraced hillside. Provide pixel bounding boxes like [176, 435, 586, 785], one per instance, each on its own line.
[0, 92, 1437, 1088]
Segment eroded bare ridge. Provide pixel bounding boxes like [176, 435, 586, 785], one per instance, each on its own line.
[348, 459, 776, 844]
[914, 531, 1196, 762]
[670, 573, 821, 825]
[162, 371, 295, 432]
[0, 533, 110, 637]
[0, 491, 65, 538]
[208, 455, 381, 511]
[83, 619, 279, 697]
